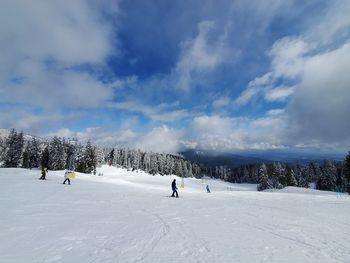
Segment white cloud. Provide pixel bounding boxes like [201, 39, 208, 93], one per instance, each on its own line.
[267, 109, 285, 116]
[233, 73, 273, 107]
[264, 86, 295, 102]
[212, 97, 231, 108]
[48, 125, 185, 154]
[287, 42, 350, 145]
[305, 0, 350, 45]
[190, 115, 286, 151]
[0, 0, 118, 112]
[173, 21, 234, 91]
[236, 0, 350, 149]
[269, 37, 310, 79]
[135, 126, 185, 154]
[108, 101, 189, 122]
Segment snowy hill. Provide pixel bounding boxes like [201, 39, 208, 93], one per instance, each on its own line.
[1, 166, 350, 263]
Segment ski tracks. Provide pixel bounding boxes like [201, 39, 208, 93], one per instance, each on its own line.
[131, 209, 171, 263]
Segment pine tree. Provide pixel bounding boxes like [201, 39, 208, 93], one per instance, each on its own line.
[29, 138, 40, 168]
[65, 142, 76, 170]
[22, 142, 30, 168]
[75, 144, 86, 173]
[41, 146, 50, 169]
[285, 165, 298, 186]
[317, 160, 337, 191]
[0, 137, 4, 163]
[3, 129, 24, 167]
[108, 149, 115, 165]
[257, 163, 272, 191]
[81, 141, 97, 174]
[343, 152, 350, 194]
[48, 137, 66, 170]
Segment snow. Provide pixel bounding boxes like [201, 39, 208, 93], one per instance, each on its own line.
[1, 165, 350, 263]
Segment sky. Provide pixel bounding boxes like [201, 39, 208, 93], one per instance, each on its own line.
[0, 0, 350, 155]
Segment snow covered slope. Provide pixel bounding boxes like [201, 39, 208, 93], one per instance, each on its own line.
[1, 166, 350, 263]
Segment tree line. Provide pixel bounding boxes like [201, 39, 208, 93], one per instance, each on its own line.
[205, 160, 349, 193]
[0, 128, 349, 194]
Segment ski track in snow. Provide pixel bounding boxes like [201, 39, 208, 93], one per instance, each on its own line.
[1, 166, 350, 263]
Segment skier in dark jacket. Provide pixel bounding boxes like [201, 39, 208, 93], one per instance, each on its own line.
[206, 184, 211, 193]
[171, 179, 179, 198]
[39, 167, 47, 180]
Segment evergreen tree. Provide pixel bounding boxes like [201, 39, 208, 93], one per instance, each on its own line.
[29, 138, 40, 168]
[257, 163, 272, 191]
[65, 142, 76, 170]
[343, 152, 350, 194]
[108, 149, 115, 165]
[84, 141, 97, 174]
[317, 160, 337, 191]
[22, 142, 30, 168]
[271, 163, 282, 188]
[0, 137, 4, 163]
[285, 165, 298, 186]
[48, 137, 66, 170]
[41, 146, 50, 169]
[75, 144, 86, 173]
[3, 129, 24, 167]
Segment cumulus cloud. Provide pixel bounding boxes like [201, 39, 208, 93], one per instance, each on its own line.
[50, 125, 185, 154]
[235, 0, 350, 150]
[190, 115, 286, 151]
[269, 37, 310, 79]
[287, 42, 350, 145]
[0, 0, 118, 126]
[135, 126, 185, 154]
[173, 20, 234, 91]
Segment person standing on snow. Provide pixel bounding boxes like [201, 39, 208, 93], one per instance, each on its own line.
[206, 184, 211, 193]
[39, 167, 48, 180]
[63, 171, 71, 185]
[171, 179, 179, 198]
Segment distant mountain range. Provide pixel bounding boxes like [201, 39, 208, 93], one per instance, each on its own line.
[180, 149, 346, 168]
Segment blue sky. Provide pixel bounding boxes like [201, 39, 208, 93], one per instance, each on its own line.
[1, 0, 350, 154]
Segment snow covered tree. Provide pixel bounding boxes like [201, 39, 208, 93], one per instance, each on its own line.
[40, 146, 50, 169]
[22, 142, 30, 168]
[344, 152, 350, 194]
[29, 138, 40, 168]
[257, 163, 272, 191]
[317, 160, 337, 191]
[65, 141, 76, 171]
[84, 141, 97, 174]
[0, 137, 5, 164]
[96, 147, 106, 167]
[285, 165, 298, 186]
[297, 165, 313, 187]
[270, 163, 281, 188]
[108, 149, 115, 165]
[48, 137, 66, 170]
[75, 144, 86, 173]
[3, 129, 24, 167]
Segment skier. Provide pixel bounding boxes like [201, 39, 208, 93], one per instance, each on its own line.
[206, 184, 211, 193]
[63, 170, 72, 185]
[171, 179, 179, 198]
[336, 175, 342, 198]
[39, 167, 48, 180]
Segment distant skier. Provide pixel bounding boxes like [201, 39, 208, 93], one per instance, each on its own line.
[39, 167, 48, 180]
[336, 175, 342, 198]
[206, 184, 211, 193]
[171, 179, 179, 198]
[63, 170, 72, 185]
